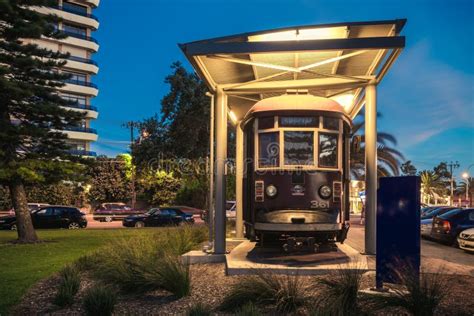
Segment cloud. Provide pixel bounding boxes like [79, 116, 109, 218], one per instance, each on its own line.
[380, 40, 474, 149]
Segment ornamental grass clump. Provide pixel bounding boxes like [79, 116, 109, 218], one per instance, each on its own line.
[186, 302, 212, 316]
[309, 264, 365, 316]
[82, 284, 117, 316]
[77, 227, 201, 297]
[373, 267, 448, 316]
[53, 265, 81, 307]
[220, 272, 306, 313]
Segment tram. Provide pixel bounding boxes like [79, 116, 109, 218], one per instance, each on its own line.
[241, 92, 351, 252]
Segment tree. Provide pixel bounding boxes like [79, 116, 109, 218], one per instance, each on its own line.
[0, 0, 86, 242]
[349, 111, 405, 179]
[87, 156, 131, 205]
[137, 169, 181, 206]
[420, 170, 446, 205]
[133, 62, 210, 166]
[401, 160, 418, 176]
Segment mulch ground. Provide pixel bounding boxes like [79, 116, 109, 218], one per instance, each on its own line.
[12, 263, 474, 316]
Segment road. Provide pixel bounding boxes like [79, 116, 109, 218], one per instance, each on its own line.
[84, 214, 205, 229]
[346, 224, 474, 275]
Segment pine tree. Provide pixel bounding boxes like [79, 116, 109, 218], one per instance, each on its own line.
[0, 0, 86, 242]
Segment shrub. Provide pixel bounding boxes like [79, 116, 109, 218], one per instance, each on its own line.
[82, 284, 117, 316]
[186, 302, 212, 316]
[81, 228, 200, 295]
[161, 225, 208, 256]
[91, 234, 163, 293]
[310, 264, 364, 316]
[372, 267, 448, 316]
[156, 255, 191, 298]
[235, 302, 262, 316]
[220, 273, 306, 313]
[53, 265, 81, 307]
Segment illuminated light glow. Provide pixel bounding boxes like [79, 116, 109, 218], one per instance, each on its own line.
[330, 93, 355, 111]
[228, 110, 238, 125]
[248, 26, 347, 42]
[463, 172, 469, 179]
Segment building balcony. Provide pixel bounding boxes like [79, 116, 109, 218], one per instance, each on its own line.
[59, 79, 98, 97]
[61, 103, 99, 119]
[68, 149, 97, 157]
[64, 56, 99, 74]
[32, 6, 99, 30]
[55, 31, 99, 52]
[60, 126, 98, 141]
[83, 0, 100, 8]
[54, 5, 98, 22]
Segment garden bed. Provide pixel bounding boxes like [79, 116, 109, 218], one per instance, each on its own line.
[13, 262, 474, 315]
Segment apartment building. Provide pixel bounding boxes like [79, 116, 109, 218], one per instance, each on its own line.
[28, 0, 100, 156]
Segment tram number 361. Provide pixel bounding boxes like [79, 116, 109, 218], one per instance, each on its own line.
[310, 200, 330, 209]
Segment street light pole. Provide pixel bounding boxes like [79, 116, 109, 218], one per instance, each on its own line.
[462, 163, 474, 207]
[122, 121, 139, 210]
[448, 161, 460, 206]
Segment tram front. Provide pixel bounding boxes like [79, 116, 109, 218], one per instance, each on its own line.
[241, 93, 352, 251]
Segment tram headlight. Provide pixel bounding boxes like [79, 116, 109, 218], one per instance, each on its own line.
[266, 184, 278, 197]
[319, 185, 332, 199]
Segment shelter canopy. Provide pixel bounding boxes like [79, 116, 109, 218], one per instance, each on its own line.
[180, 19, 406, 120]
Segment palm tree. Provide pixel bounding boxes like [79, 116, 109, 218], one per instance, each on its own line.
[420, 171, 446, 205]
[349, 112, 405, 179]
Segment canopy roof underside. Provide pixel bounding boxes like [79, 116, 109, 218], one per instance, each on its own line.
[180, 19, 406, 120]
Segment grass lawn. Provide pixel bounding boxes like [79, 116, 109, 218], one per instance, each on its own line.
[0, 228, 159, 314]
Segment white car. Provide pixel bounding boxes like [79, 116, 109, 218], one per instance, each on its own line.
[457, 228, 474, 253]
[420, 218, 433, 237]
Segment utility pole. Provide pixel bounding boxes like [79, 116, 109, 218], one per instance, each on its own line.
[122, 121, 139, 210]
[448, 161, 460, 206]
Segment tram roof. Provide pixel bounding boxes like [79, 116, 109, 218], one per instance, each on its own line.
[244, 94, 346, 119]
[179, 19, 406, 121]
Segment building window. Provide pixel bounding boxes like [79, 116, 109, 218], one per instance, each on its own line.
[284, 131, 314, 165]
[323, 117, 340, 130]
[63, 2, 88, 15]
[63, 71, 87, 85]
[279, 116, 319, 128]
[63, 23, 87, 37]
[318, 133, 338, 168]
[258, 132, 279, 168]
[61, 93, 86, 106]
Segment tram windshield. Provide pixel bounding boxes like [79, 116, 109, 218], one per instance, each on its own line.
[257, 116, 340, 169]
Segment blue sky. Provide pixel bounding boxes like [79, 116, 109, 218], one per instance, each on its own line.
[90, 0, 474, 177]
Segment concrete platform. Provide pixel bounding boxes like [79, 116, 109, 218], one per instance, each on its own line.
[226, 240, 374, 275]
[181, 250, 226, 264]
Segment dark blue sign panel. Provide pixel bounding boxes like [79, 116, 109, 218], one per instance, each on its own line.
[376, 176, 420, 288]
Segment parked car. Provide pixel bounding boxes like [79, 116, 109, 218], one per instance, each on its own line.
[421, 206, 456, 220]
[27, 203, 50, 212]
[201, 201, 236, 221]
[0, 205, 87, 230]
[171, 205, 204, 218]
[93, 203, 142, 222]
[122, 207, 194, 228]
[457, 228, 474, 253]
[420, 207, 458, 237]
[431, 208, 474, 245]
[420, 206, 442, 218]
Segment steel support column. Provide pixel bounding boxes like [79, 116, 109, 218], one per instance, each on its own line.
[235, 122, 244, 238]
[365, 83, 377, 255]
[214, 88, 227, 254]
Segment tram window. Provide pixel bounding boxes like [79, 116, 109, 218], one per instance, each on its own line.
[279, 116, 318, 127]
[258, 132, 280, 167]
[284, 131, 314, 165]
[323, 117, 339, 130]
[319, 133, 338, 168]
[258, 117, 274, 129]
